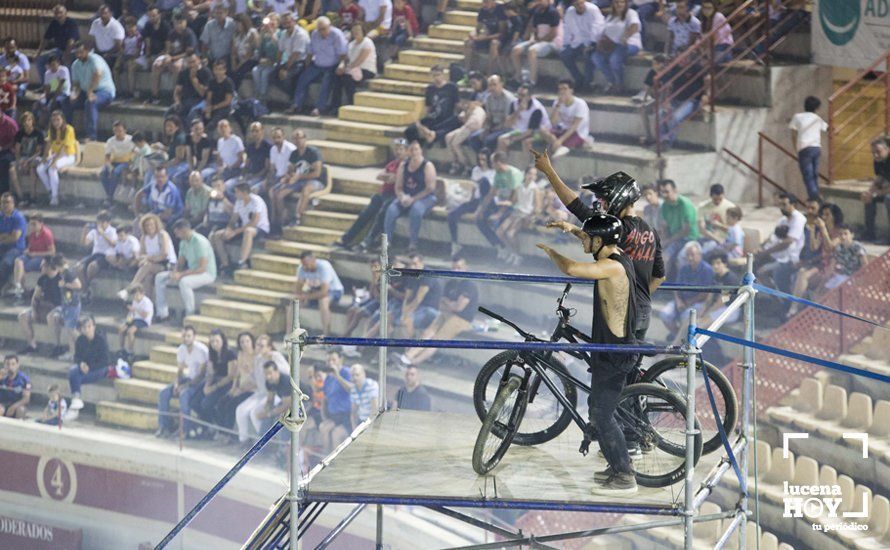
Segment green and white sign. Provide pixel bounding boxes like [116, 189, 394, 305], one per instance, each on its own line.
[813, 0, 890, 68]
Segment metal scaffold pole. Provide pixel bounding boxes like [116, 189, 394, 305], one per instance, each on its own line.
[289, 300, 303, 550]
[684, 308, 699, 550]
[740, 254, 757, 549]
[379, 234, 389, 412]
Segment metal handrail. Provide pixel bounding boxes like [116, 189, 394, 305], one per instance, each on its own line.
[758, 131, 829, 183]
[722, 145, 803, 206]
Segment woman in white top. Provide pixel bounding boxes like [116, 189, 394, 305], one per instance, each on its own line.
[120, 213, 177, 300]
[235, 334, 289, 443]
[447, 148, 495, 255]
[332, 23, 377, 109]
[700, 0, 733, 64]
[497, 165, 542, 265]
[231, 14, 261, 86]
[591, 0, 642, 94]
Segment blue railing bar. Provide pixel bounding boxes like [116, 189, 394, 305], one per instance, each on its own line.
[155, 422, 285, 549]
[302, 336, 682, 356]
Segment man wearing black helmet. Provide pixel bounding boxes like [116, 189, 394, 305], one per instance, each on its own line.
[538, 213, 638, 496]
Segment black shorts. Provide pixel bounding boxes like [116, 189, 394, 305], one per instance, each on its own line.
[327, 412, 351, 430]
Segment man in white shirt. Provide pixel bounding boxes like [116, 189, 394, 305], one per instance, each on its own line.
[210, 182, 269, 274]
[156, 325, 209, 438]
[360, 0, 394, 38]
[540, 78, 592, 158]
[274, 13, 310, 91]
[560, 0, 603, 92]
[756, 192, 805, 294]
[80, 210, 117, 300]
[789, 96, 828, 200]
[296, 250, 344, 335]
[267, 127, 297, 191]
[214, 119, 245, 188]
[89, 5, 125, 67]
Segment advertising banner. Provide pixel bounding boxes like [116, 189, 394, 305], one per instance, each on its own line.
[0, 514, 82, 550]
[812, 0, 890, 69]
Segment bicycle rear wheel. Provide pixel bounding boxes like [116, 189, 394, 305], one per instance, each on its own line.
[472, 376, 527, 475]
[615, 383, 703, 488]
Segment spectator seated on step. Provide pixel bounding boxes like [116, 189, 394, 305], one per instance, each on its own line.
[190, 329, 237, 433]
[115, 16, 147, 99]
[237, 334, 289, 445]
[210, 182, 270, 275]
[241, 122, 272, 194]
[166, 53, 210, 122]
[331, 23, 378, 110]
[444, 99, 487, 176]
[396, 253, 442, 339]
[200, 5, 237, 66]
[150, 116, 191, 189]
[657, 178, 699, 277]
[254, 360, 294, 434]
[33, 55, 71, 133]
[469, 75, 515, 154]
[118, 283, 153, 361]
[341, 258, 382, 342]
[290, 17, 348, 117]
[477, 151, 520, 261]
[464, 0, 510, 76]
[79, 210, 118, 301]
[0, 69, 17, 120]
[405, 65, 461, 147]
[591, 0, 642, 95]
[270, 130, 323, 230]
[101, 120, 136, 207]
[362, 257, 408, 338]
[150, 13, 197, 104]
[508, 0, 562, 87]
[295, 250, 345, 335]
[0, 192, 27, 289]
[318, 350, 352, 451]
[821, 225, 869, 293]
[9, 111, 45, 206]
[36, 383, 67, 426]
[447, 148, 494, 255]
[663, 0, 700, 56]
[398, 254, 478, 367]
[66, 315, 110, 415]
[213, 332, 258, 442]
[0, 354, 30, 419]
[658, 241, 715, 336]
[559, 0, 603, 93]
[754, 192, 805, 296]
[699, 252, 742, 328]
[134, 166, 185, 227]
[497, 165, 544, 260]
[189, 60, 235, 140]
[118, 213, 177, 302]
[860, 136, 890, 244]
[69, 41, 116, 142]
[200, 176, 234, 236]
[207, 120, 245, 195]
[391, 365, 431, 411]
[184, 119, 217, 193]
[89, 5, 125, 70]
[359, 0, 393, 40]
[37, 110, 76, 207]
[264, 127, 297, 198]
[265, 13, 309, 101]
[697, 183, 736, 254]
[384, 0, 418, 63]
[382, 140, 438, 253]
[495, 83, 550, 154]
[155, 324, 210, 438]
[184, 171, 213, 231]
[540, 78, 594, 159]
[106, 224, 141, 271]
[34, 5, 80, 86]
[155, 219, 218, 322]
[349, 363, 378, 426]
[9, 214, 56, 301]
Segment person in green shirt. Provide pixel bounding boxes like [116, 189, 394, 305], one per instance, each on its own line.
[154, 219, 217, 322]
[658, 179, 699, 277]
[184, 171, 213, 230]
[476, 152, 521, 263]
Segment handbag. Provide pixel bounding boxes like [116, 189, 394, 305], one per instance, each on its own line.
[597, 34, 616, 55]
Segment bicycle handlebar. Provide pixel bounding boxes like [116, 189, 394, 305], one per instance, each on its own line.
[478, 306, 537, 341]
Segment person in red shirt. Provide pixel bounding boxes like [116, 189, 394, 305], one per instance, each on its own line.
[9, 214, 56, 300]
[0, 69, 16, 119]
[386, 0, 420, 60]
[337, 0, 364, 31]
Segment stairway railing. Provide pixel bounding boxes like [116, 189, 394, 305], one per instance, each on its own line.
[827, 52, 890, 183]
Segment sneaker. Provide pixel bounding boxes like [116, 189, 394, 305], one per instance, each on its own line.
[630, 90, 647, 103]
[397, 353, 412, 366]
[154, 427, 170, 438]
[17, 343, 37, 355]
[496, 248, 507, 260]
[4, 283, 20, 296]
[451, 243, 463, 257]
[62, 409, 79, 422]
[50, 345, 67, 358]
[49, 197, 59, 207]
[117, 288, 129, 301]
[590, 472, 638, 496]
[433, 11, 444, 24]
[59, 353, 73, 362]
[553, 146, 571, 159]
[70, 397, 85, 411]
[341, 345, 361, 358]
[593, 465, 617, 484]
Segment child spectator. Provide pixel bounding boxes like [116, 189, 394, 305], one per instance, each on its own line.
[116, 16, 146, 98]
[36, 383, 67, 425]
[789, 96, 828, 200]
[107, 224, 141, 270]
[700, 252, 741, 326]
[9, 214, 55, 301]
[34, 56, 70, 130]
[716, 206, 745, 261]
[0, 69, 16, 118]
[79, 211, 118, 302]
[0, 354, 30, 418]
[497, 165, 541, 265]
[10, 112, 44, 206]
[386, 0, 419, 60]
[118, 284, 153, 360]
[127, 132, 152, 201]
[101, 120, 136, 207]
[823, 225, 868, 291]
[664, 0, 701, 56]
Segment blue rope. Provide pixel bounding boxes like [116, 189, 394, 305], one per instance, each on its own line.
[701, 364, 747, 495]
[392, 268, 736, 293]
[694, 328, 890, 384]
[302, 336, 682, 355]
[753, 283, 885, 329]
[155, 422, 285, 549]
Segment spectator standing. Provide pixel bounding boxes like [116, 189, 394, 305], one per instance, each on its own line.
[382, 141, 437, 253]
[118, 214, 176, 300]
[0, 193, 27, 289]
[658, 179, 699, 275]
[471, 76, 515, 152]
[861, 136, 890, 243]
[0, 113, 17, 198]
[0, 355, 30, 419]
[393, 365, 431, 411]
[211, 183, 270, 274]
[291, 17, 348, 116]
[349, 364, 378, 425]
[118, 284, 153, 359]
[35, 5, 81, 82]
[592, 0, 642, 94]
[664, 0, 701, 56]
[510, 0, 562, 87]
[156, 325, 209, 438]
[201, 5, 237, 63]
[191, 329, 236, 434]
[134, 166, 184, 225]
[496, 83, 551, 154]
[168, 54, 210, 121]
[151, 14, 198, 102]
[231, 14, 261, 86]
[79, 211, 118, 300]
[35, 56, 71, 130]
[541, 78, 593, 158]
[155, 219, 217, 321]
[89, 5, 126, 69]
[789, 96, 828, 200]
[66, 316, 110, 414]
[464, 0, 508, 75]
[560, 0, 604, 92]
[755, 192, 805, 294]
[332, 24, 378, 109]
[36, 383, 66, 425]
[295, 250, 344, 335]
[696, 183, 735, 251]
[101, 121, 136, 206]
[9, 214, 55, 300]
[405, 65, 460, 146]
[823, 225, 868, 291]
[447, 149, 494, 256]
[70, 42, 116, 142]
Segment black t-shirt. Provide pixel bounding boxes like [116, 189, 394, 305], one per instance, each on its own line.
[664, 63, 704, 103]
[567, 200, 664, 332]
[15, 128, 44, 158]
[245, 139, 272, 175]
[443, 279, 479, 322]
[209, 348, 236, 379]
[141, 20, 170, 56]
[61, 268, 80, 308]
[508, 99, 545, 130]
[190, 135, 214, 165]
[44, 18, 80, 51]
[37, 272, 62, 307]
[396, 385, 431, 411]
[478, 4, 507, 35]
[266, 373, 292, 399]
[207, 77, 235, 108]
[167, 27, 198, 57]
[425, 82, 459, 121]
[874, 156, 890, 182]
[289, 145, 322, 174]
[176, 67, 211, 103]
[531, 5, 560, 29]
[408, 278, 442, 309]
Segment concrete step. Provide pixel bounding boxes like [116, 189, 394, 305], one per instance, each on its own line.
[338, 105, 417, 126]
[354, 91, 426, 117]
[281, 225, 344, 245]
[398, 49, 465, 68]
[264, 240, 332, 258]
[234, 269, 296, 294]
[332, 175, 381, 196]
[316, 193, 371, 214]
[323, 119, 404, 146]
[132, 360, 179, 385]
[428, 24, 474, 41]
[444, 10, 478, 26]
[148, 345, 180, 366]
[302, 210, 358, 231]
[456, 0, 498, 9]
[383, 64, 441, 84]
[183, 314, 258, 339]
[410, 36, 465, 54]
[248, 254, 302, 277]
[200, 297, 279, 327]
[307, 139, 386, 167]
[115, 378, 175, 407]
[96, 401, 158, 431]
[368, 78, 428, 96]
[217, 284, 293, 307]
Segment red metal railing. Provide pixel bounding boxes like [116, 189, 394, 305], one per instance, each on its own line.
[827, 52, 890, 183]
[653, 0, 808, 157]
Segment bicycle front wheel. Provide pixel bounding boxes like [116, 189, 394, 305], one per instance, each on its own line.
[472, 376, 527, 475]
[616, 383, 703, 488]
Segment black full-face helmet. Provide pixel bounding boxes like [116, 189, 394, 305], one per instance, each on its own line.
[581, 171, 641, 217]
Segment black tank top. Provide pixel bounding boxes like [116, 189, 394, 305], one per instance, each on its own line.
[590, 252, 639, 373]
[402, 159, 427, 197]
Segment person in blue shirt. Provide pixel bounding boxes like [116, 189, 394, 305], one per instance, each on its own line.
[658, 240, 715, 336]
[319, 350, 353, 451]
[0, 192, 27, 288]
[69, 42, 116, 141]
[134, 166, 184, 226]
[0, 354, 31, 418]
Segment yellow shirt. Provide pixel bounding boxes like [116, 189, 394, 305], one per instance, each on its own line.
[48, 125, 77, 156]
